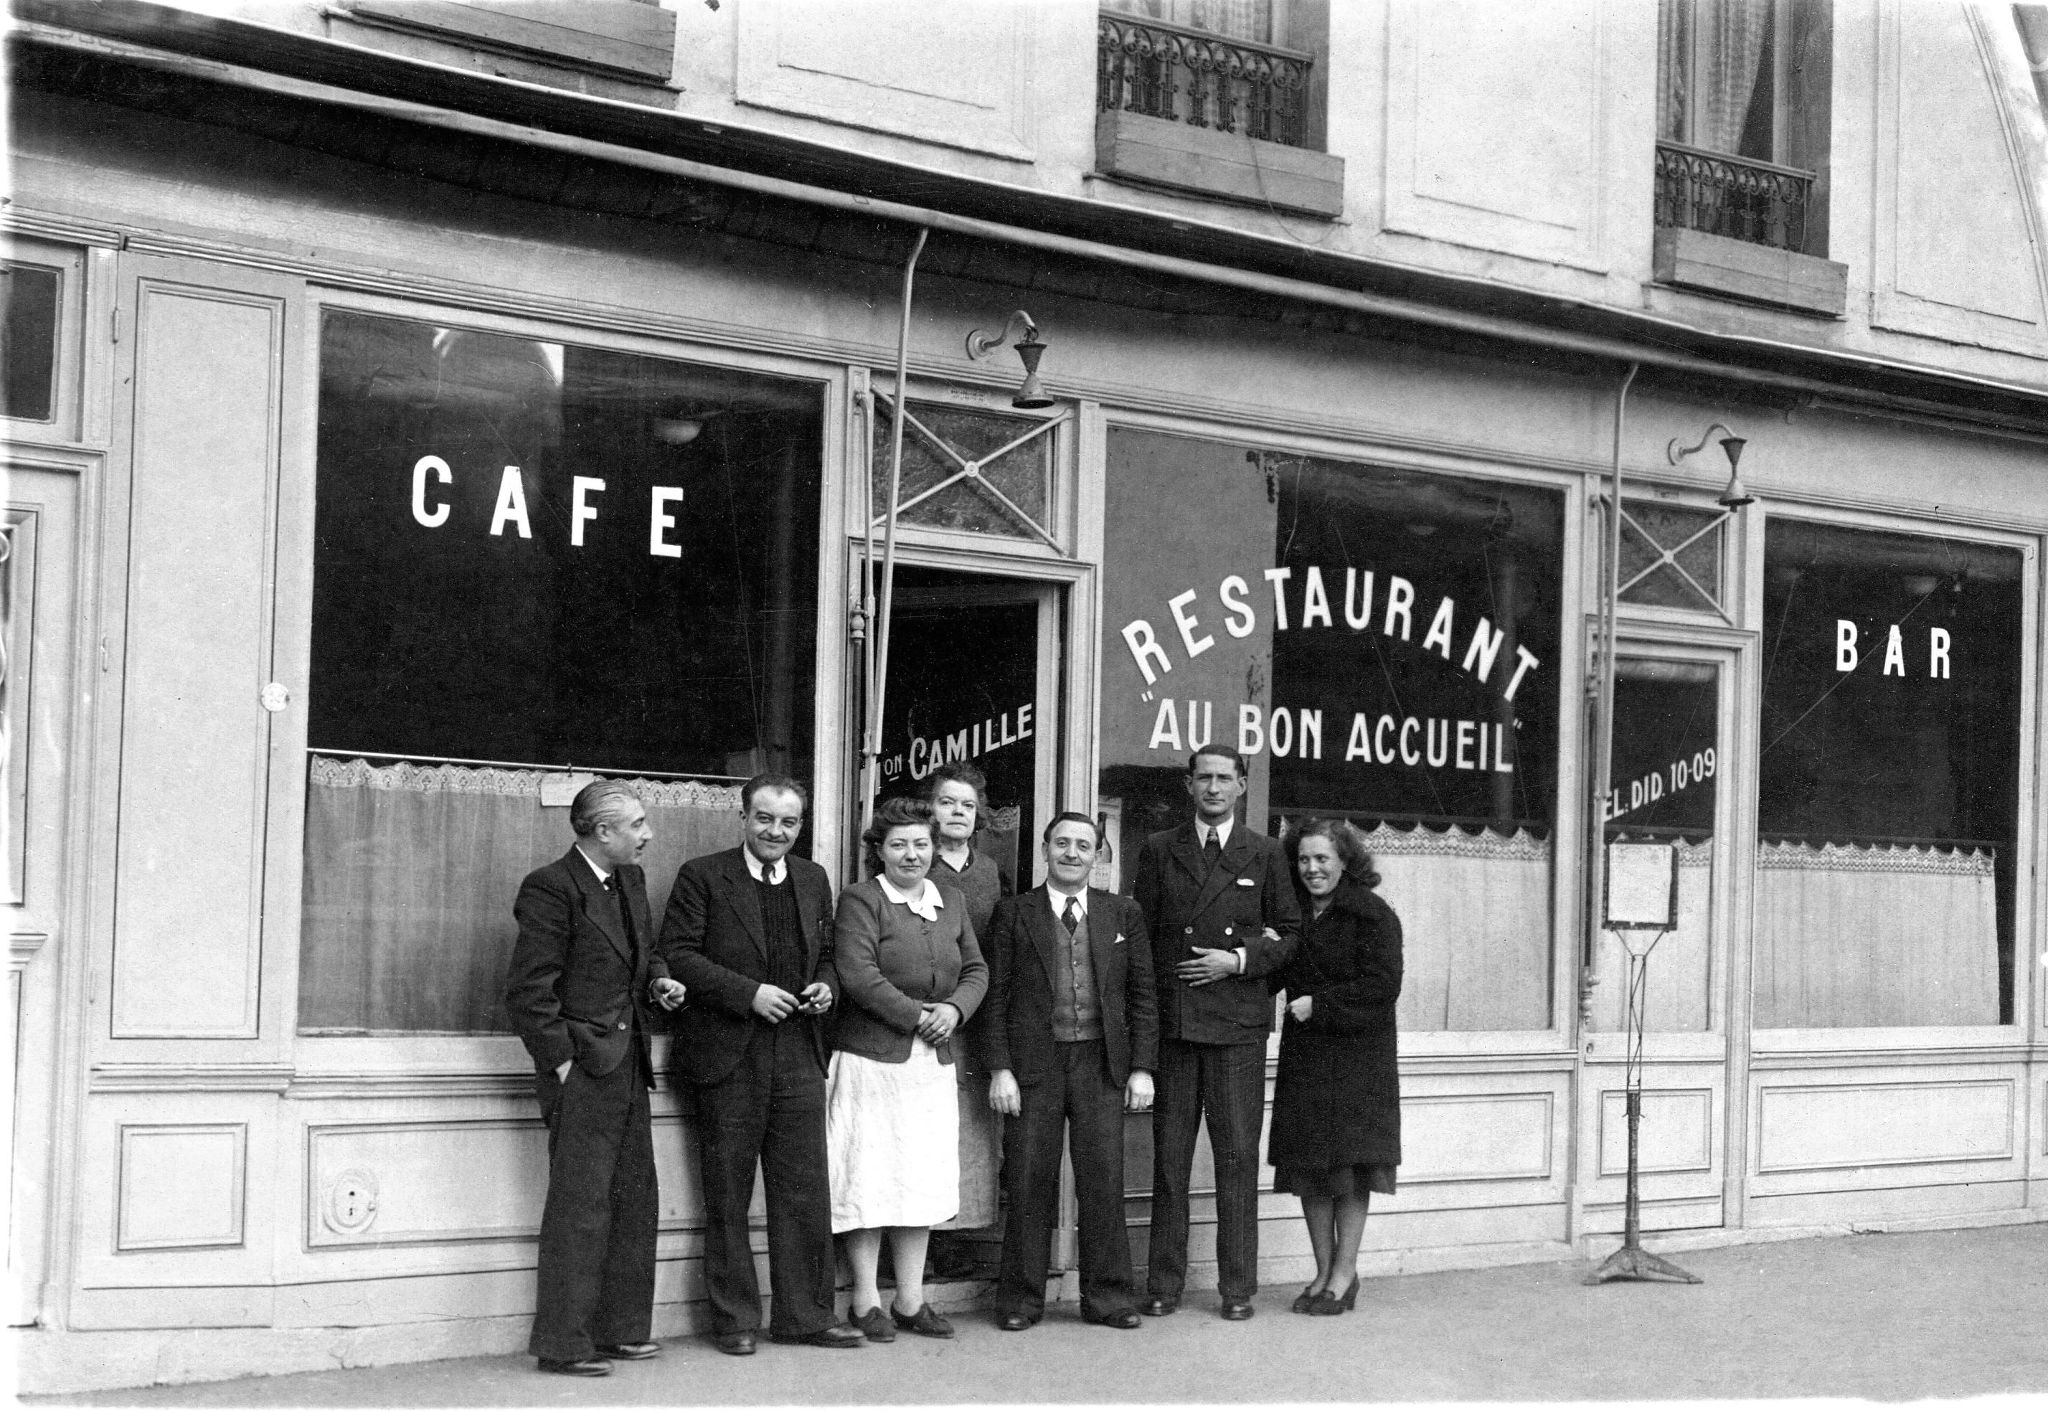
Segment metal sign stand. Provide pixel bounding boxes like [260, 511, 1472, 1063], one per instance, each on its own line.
[1586, 842, 1701, 1286]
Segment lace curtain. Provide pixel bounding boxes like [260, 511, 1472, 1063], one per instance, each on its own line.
[1697, 0, 1772, 153]
[299, 757, 742, 1034]
[1361, 823, 1552, 1032]
[1752, 841, 1998, 1028]
[1588, 838, 1714, 1032]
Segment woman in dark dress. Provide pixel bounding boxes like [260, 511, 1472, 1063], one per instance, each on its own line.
[923, 763, 1008, 1266]
[1269, 817, 1403, 1316]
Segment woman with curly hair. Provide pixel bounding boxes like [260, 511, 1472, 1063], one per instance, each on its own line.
[826, 795, 988, 1341]
[1269, 817, 1403, 1317]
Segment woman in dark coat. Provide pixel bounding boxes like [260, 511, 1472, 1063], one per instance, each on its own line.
[1269, 817, 1402, 1316]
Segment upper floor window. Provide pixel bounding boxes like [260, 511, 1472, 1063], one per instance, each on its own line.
[1094, 0, 1344, 217]
[1654, 0, 1832, 256]
[1099, 0, 1313, 148]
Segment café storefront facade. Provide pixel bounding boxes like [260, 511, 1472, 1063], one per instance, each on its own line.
[8, 17, 2048, 1388]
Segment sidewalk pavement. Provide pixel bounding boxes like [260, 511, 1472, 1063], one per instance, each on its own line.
[29, 1223, 2048, 1405]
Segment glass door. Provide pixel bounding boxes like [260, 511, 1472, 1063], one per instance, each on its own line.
[1578, 644, 1738, 1234]
[870, 566, 1062, 891]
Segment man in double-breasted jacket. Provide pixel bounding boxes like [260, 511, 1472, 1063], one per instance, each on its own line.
[505, 780, 686, 1376]
[1132, 746, 1299, 1320]
[659, 774, 863, 1355]
[980, 811, 1157, 1331]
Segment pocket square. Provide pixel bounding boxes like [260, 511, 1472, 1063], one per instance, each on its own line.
[1113, 933, 1125, 945]
[1236, 876, 1256, 887]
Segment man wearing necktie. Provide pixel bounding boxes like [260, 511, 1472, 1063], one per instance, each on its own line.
[505, 781, 687, 1376]
[659, 775, 863, 1355]
[1131, 747, 1300, 1320]
[980, 812, 1157, 1331]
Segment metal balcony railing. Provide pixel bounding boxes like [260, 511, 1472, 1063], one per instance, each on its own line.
[1097, 10, 1313, 150]
[1654, 141, 1815, 253]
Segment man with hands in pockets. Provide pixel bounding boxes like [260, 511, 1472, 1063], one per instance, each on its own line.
[505, 780, 687, 1377]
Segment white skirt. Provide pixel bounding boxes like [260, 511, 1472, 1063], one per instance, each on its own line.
[826, 1040, 960, 1233]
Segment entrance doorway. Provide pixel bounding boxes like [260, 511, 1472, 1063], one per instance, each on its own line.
[872, 566, 1062, 891]
[1578, 635, 1745, 1237]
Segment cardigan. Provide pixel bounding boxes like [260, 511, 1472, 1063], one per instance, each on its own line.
[931, 846, 1005, 942]
[829, 877, 989, 1065]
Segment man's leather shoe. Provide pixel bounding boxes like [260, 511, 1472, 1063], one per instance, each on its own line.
[537, 1357, 611, 1377]
[712, 1331, 756, 1357]
[770, 1324, 864, 1349]
[1087, 1309, 1142, 1329]
[596, 1342, 660, 1360]
[995, 1310, 1035, 1331]
[1220, 1300, 1255, 1321]
[1139, 1296, 1177, 1317]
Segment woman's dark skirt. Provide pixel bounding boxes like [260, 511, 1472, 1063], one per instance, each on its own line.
[1275, 1162, 1397, 1199]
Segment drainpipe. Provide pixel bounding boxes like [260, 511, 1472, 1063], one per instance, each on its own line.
[861, 226, 929, 834]
[1584, 363, 1638, 1024]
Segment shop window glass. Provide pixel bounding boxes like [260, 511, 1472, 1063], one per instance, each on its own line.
[1620, 499, 1725, 612]
[0, 262, 60, 422]
[870, 395, 1056, 544]
[1755, 519, 2020, 1027]
[1096, 430, 1564, 1031]
[300, 311, 822, 1035]
[1591, 658, 1721, 1032]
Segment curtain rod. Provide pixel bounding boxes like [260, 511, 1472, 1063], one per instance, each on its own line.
[309, 747, 747, 783]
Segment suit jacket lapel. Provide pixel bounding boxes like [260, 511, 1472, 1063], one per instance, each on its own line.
[1026, 887, 1063, 988]
[792, 861, 820, 971]
[1169, 823, 1209, 889]
[1087, 887, 1122, 997]
[1187, 826, 1247, 919]
[619, 866, 646, 944]
[724, 849, 770, 967]
[568, 848, 632, 965]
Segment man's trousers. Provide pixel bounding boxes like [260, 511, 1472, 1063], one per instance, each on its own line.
[693, 1021, 837, 1338]
[530, 1049, 657, 1361]
[996, 1038, 1138, 1321]
[1145, 1035, 1264, 1303]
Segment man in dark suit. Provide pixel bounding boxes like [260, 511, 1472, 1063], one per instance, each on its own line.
[1133, 746, 1300, 1321]
[505, 780, 687, 1377]
[659, 774, 863, 1355]
[982, 812, 1156, 1331]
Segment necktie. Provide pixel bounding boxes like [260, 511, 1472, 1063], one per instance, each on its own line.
[1062, 896, 1081, 936]
[1203, 829, 1222, 872]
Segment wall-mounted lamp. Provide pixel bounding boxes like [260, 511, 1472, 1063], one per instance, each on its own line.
[1666, 422, 1754, 509]
[965, 310, 1054, 410]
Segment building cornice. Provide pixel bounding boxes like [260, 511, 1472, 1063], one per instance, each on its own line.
[13, 0, 2048, 432]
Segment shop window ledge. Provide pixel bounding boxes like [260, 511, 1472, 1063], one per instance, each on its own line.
[342, 0, 677, 83]
[1095, 109, 1345, 220]
[1652, 226, 1847, 318]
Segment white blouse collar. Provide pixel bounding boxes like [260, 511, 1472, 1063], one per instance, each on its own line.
[877, 874, 943, 921]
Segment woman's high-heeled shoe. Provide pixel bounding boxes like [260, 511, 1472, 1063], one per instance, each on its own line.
[1290, 1284, 1323, 1314]
[1307, 1277, 1359, 1316]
